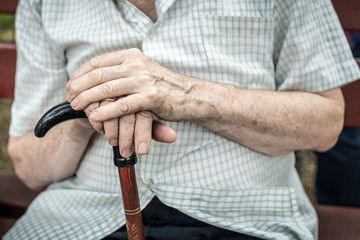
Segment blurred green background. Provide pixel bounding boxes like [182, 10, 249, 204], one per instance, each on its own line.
[0, 13, 15, 172]
[0, 14, 15, 42]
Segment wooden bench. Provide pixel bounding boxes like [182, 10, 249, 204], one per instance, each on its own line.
[0, 0, 42, 236]
[1, 0, 360, 239]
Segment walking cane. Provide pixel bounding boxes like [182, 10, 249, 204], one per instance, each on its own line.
[34, 102, 145, 240]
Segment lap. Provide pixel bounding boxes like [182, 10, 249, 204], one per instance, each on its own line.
[103, 196, 262, 240]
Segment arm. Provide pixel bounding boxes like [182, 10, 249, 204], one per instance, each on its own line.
[192, 84, 344, 156]
[8, 0, 97, 190]
[10, 0, 178, 191]
[66, 49, 344, 156]
[8, 120, 95, 190]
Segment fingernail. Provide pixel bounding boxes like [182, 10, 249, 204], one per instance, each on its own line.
[138, 142, 147, 154]
[121, 148, 132, 158]
[90, 111, 98, 121]
[71, 98, 78, 109]
[110, 139, 118, 146]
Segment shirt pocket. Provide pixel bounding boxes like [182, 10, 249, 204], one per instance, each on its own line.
[198, 0, 275, 90]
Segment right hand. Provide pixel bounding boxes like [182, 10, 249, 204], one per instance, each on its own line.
[81, 100, 177, 158]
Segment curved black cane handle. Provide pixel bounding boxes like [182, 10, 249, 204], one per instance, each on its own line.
[34, 102, 87, 138]
[34, 101, 137, 167]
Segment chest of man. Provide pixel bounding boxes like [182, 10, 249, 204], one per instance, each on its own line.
[127, 0, 157, 22]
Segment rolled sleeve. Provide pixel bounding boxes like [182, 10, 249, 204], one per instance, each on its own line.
[273, 0, 360, 92]
[10, 0, 68, 137]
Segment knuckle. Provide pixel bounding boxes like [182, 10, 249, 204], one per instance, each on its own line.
[117, 100, 130, 114]
[128, 48, 142, 55]
[146, 87, 159, 102]
[88, 69, 103, 84]
[105, 130, 118, 140]
[138, 110, 152, 119]
[122, 114, 136, 125]
[100, 82, 113, 96]
[74, 92, 88, 107]
[87, 102, 100, 112]
[142, 73, 154, 83]
[69, 83, 81, 94]
[114, 64, 123, 72]
[69, 81, 80, 94]
[90, 56, 100, 68]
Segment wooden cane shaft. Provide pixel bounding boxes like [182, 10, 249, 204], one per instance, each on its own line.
[118, 166, 145, 240]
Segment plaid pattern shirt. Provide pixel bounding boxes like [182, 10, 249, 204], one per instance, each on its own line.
[6, 0, 360, 239]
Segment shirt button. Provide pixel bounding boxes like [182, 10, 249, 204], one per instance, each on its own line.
[147, 33, 155, 40]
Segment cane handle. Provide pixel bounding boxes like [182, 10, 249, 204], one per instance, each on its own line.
[34, 102, 86, 138]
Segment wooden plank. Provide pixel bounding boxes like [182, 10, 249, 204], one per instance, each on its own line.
[0, 43, 16, 98]
[316, 204, 360, 240]
[331, 0, 360, 31]
[0, 217, 17, 238]
[0, 0, 18, 14]
[342, 79, 360, 127]
[0, 171, 42, 218]
[342, 60, 360, 127]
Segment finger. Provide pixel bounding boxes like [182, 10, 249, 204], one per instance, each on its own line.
[67, 49, 143, 91]
[68, 51, 127, 86]
[104, 118, 119, 146]
[134, 111, 153, 155]
[119, 114, 136, 158]
[68, 76, 138, 110]
[101, 99, 119, 146]
[89, 94, 149, 121]
[66, 64, 130, 102]
[83, 102, 104, 134]
[152, 121, 177, 143]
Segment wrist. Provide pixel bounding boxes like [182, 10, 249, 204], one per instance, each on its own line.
[72, 119, 96, 138]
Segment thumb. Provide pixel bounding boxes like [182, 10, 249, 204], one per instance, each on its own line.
[152, 121, 177, 143]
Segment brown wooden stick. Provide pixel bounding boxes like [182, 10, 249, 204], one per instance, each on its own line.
[33, 103, 146, 240]
[118, 166, 145, 240]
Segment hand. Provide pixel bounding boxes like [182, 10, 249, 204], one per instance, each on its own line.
[65, 48, 204, 124]
[79, 99, 176, 157]
[66, 50, 179, 156]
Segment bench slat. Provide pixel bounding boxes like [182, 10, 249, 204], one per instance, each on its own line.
[342, 79, 360, 127]
[0, 171, 41, 218]
[0, 217, 17, 238]
[0, 0, 18, 15]
[0, 43, 16, 98]
[316, 204, 360, 240]
[332, 0, 360, 31]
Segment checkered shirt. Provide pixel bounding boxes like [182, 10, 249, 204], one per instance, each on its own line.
[5, 0, 360, 239]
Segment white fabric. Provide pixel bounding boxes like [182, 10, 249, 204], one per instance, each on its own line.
[6, 0, 360, 239]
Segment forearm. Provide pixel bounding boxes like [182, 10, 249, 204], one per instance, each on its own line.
[8, 120, 95, 190]
[190, 81, 344, 156]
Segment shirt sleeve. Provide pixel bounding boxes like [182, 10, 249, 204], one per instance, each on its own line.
[273, 0, 360, 92]
[10, 0, 68, 137]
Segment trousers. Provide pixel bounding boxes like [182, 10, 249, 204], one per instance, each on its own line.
[103, 196, 263, 240]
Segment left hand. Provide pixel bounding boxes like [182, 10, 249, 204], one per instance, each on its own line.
[65, 48, 203, 123]
[66, 49, 183, 155]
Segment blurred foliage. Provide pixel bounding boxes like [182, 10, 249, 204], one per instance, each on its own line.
[0, 99, 13, 172]
[0, 14, 15, 42]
